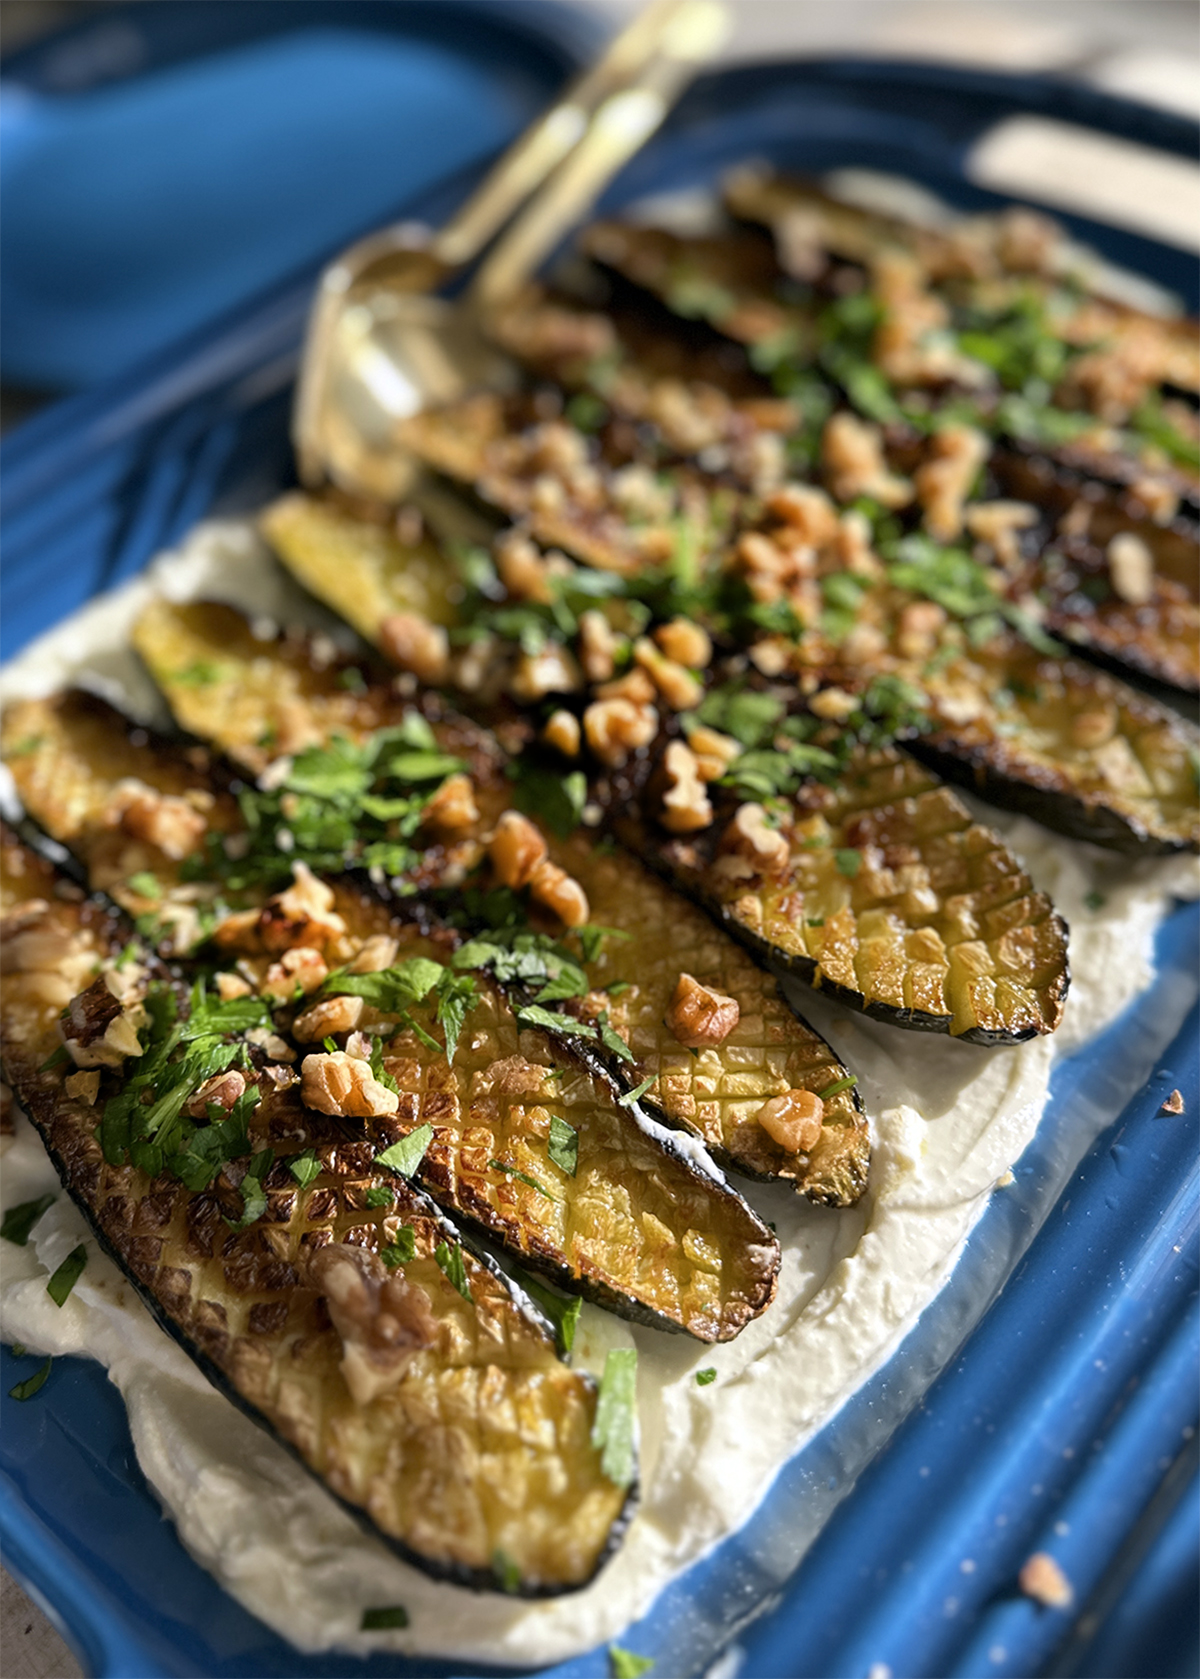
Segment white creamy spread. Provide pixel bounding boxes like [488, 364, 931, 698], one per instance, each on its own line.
[2, 520, 1197, 1665]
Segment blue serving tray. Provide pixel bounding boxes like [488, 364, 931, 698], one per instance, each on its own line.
[2, 41, 1197, 1679]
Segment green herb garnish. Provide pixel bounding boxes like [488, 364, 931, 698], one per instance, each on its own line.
[1, 1194, 56, 1247]
[375, 1124, 433, 1179]
[592, 1347, 638, 1489]
[380, 1226, 417, 1268]
[46, 1244, 87, 1307]
[360, 1606, 409, 1630]
[434, 1239, 472, 1301]
[609, 1643, 655, 1678]
[8, 1356, 52, 1402]
[695, 1368, 717, 1386]
[288, 1149, 322, 1189]
[547, 1115, 579, 1177]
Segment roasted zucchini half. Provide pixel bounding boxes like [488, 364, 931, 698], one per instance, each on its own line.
[612, 741, 1069, 1046]
[0, 831, 632, 1595]
[131, 598, 868, 1203]
[906, 645, 1200, 855]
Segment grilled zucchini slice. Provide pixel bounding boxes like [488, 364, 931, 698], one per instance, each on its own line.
[0, 831, 631, 1595]
[614, 742, 1069, 1045]
[3, 702, 780, 1336]
[132, 598, 868, 1203]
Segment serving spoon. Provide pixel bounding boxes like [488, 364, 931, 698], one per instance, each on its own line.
[292, 0, 729, 504]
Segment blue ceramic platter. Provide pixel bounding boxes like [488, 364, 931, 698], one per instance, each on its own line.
[1, 31, 1197, 1679]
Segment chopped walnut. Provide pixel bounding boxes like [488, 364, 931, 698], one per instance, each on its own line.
[594, 667, 656, 705]
[822, 412, 913, 508]
[963, 500, 1038, 568]
[542, 709, 581, 757]
[215, 971, 253, 1001]
[1129, 476, 1179, 526]
[1160, 1088, 1185, 1114]
[1018, 1553, 1073, 1609]
[688, 724, 741, 782]
[246, 1027, 296, 1062]
[583, 697, 659, 767]
[294, 993, 365, 1042]
[489, 810, 547, 889]
[378, 612, 450, 684]
[495, 530, 552, 602]
[659, 740, 713, 834]
[510, 643, 582, 702]
[309, 1243, 438, 1406]
[528, 860, 590, 927]
[423, 773, 479, 834]
[915, 426, 990, 542]
[766, 483, 840, 547]
[1106, 531, 1154, 605]
[63, 971, 146, 1069]
[64, 1070, 102, 1106]
[654, 617, 712, 670]
[578, 609, 618, 682]
[260, 945, 330, 1003]
[667, 973, 740, 1049]
[301, 1051, 399, 1118]
[186, 1069, 247, 1118]
[261, 863, 347, 954]
[108, 778, 209, 860]
[755, 1089, 825, 1153]
[719, 803, 789, 877]
[809, 686, 859, 722]
[634, 637, 703, 711]
[348, 934, 400, 974]
[896, 599, 948, 661]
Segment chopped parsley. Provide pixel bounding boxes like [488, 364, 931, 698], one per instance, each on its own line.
[817, 1074, 858, 1101]
[492, 1548, 523, 1593]
[380, 1226, 417, 1268]
[375, 1124, 433, 1179]
[617, 1075, 656, 1109]
[8, 1356, 52, 1402]
[609, 1644, 655, 1678]
[592, 1346, 638, 1489]
[288, 1150, 323, 1189]
[489, 1159, 558, 1201]
[434, 1238, 472, 1301]
[225, 1148, 273, 1230]
[1, 1194, 56, 1247]
[324, 960, 480, 1062]
[835, 850, 861, 879]
[1084, 890, 1107, 912]
[547, 1115, 579, 1177]
[365, 1184, 395, 1208]
[695, 1368, 717, 1386]
[360, 1606, 409, 1630]
[46, 1244, 87, 1307]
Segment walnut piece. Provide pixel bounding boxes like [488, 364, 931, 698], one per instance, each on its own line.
[64, 1070, 102, 1106]
[378, 612, 450, 683]
[301, 1051, 399, 1118]
[583, 697, 659, 767]
[755, 1089, 824, 1152]
[634, 637, 703, 711]
[1106, 531, 1154, 605]
[489, 810, 547, 889]
[719, 803, 789, 877]
[659, 740, 713, 834]
[527, 859, 589, 927]
[654, 616, 712, 671]
[309, 1243, 438, 1406]
[1018, 1552, 1073, 1609]
[666, 973, 740, 1049]
[1161, 1088, 1185, 1114]
[423, 773, 479, 834]
[186, 1069, 247, 1118]
[294, 993, 364, 1042]
[542, 709, 581, 757]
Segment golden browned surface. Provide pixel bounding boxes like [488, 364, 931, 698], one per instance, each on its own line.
[553, 831, 867, 1205]
[618, 747, 1069, 1044]
[132, 597, 509, 786]
[133, 600, 867, 1199]
[259, 492, 459, 638]
[1, 692, 780, 1335]
[0, 832, 629, 1594]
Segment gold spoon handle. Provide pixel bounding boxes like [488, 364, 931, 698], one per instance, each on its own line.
[468, 0, 730, 311]
[433, 0, 708, 270]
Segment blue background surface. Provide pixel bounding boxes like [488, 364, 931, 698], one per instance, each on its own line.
[0, 12, 1197, 1676]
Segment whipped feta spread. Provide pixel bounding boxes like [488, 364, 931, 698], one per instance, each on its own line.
[2, 521, 1197, 1666]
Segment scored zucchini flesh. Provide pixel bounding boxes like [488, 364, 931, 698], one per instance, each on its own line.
[2, 700, 781, 1335]
[0, 830, 631, 1595]
[130, 598, 868, 1203]
[615, 743, 1069, 1045]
